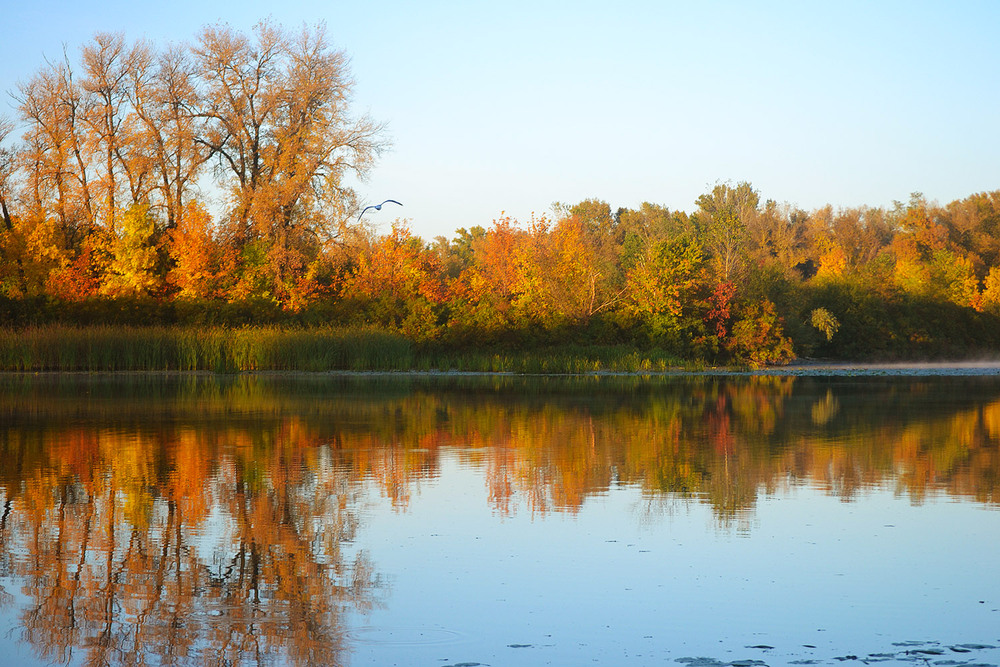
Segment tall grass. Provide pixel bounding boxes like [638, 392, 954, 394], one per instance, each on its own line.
[0, 325, 687, 373]
[427, 344, 686, 374]
[0, 325, 415, 372]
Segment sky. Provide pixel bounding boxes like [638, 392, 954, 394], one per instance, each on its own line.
[2, 0, 999, 240]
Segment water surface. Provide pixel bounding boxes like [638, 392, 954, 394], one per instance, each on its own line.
[0, 372, 997, 666]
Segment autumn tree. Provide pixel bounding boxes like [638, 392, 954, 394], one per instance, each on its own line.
[620, 235, 708, 349]
[167, 201, 220, 298]
[341, 223, 446, 339]
[0, 118, 27, 295]
[805, 206, 848, 279]
[449, 216, 531, 337]
[3, 22, 386, 307]
[0, 118, 15, 233]
[742, 200, 808, 273]
[102, 203, 162, 296]
[536, 207, 624, 323]
[14, 35, 160, 296]
[483, 201, 628, 332]
[15, 54, 96, 254]
[80, 33, 153, 232]
[194, 21, 386, 304]
[128, 42, 209, 232]
[724, 299, 795, 367]
[942, 191, 1000, 275]
[695, 181, 759, 283]
[432, 225, 484, 279]
[889, 193, 956, 297]
[550, 199, 626, 320]
[981, 267, 1000, 315]
[834, 207, 894, 271]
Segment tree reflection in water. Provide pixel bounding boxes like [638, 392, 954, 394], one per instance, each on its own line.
[0, 372, 998, 665]
[0, 418, 381, 666]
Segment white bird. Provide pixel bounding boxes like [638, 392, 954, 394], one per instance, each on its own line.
[358, 199, 402, 220]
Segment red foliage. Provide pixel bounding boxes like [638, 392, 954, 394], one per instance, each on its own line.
[46, 242, 103, 301]
[705, 281, 736, 339]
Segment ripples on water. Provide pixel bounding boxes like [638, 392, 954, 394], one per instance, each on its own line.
[0, 372, 997, 665]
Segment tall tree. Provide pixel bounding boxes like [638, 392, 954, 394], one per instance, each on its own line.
[16, 55, 96, 248]
[943, 191, 1000, 275]
[80, 32, 151, 233]
[0, 118, 15, 233]
[621, 235, 707, 347]
[695, 181, 759, 283]
[128, 42, 209, 232]
[450, 217, 530, 335]
[342, 223, 445, 338]
[194, 21, 386, 302]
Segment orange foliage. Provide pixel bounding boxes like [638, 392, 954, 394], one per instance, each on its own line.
[45, 237, 104, 300]
[451, 216, 532, 331]
[345, 223, 444, 303]
[168, 201, 219, 298]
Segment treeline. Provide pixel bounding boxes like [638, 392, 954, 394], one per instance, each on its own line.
[2, 24, 1000, 364]
[7, 182, 1000, 365]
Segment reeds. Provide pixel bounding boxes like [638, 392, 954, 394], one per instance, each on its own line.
[0, 325, 686, 373]
[0, 325, 414, 372]
[423, 345, 684, 374]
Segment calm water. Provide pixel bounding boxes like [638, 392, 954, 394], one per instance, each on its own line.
[0, 372, 997, 667]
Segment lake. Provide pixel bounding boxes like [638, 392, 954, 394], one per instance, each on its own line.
[0, 371, 997, 666]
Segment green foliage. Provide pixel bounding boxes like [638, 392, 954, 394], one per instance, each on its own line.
[231, 239, 276, 301]
[796, 274, 1000, 360]
[0, 325, 417, 372]
[621, 236, 707, 353]
[810, 307, 840, 341]
[695, 182, 759, 283]
[0, 324, 701, 373]
[724, 300, 795, 367]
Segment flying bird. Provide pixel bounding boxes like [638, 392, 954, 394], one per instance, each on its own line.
[358, 199, 402, 220]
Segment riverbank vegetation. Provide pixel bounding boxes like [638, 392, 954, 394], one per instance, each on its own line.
[1, 23, 1000, 370]
[0, 325, 687, 373]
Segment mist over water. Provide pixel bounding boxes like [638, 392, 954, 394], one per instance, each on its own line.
[776, 360, 1000, 375]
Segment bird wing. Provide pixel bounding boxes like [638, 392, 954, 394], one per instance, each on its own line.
[357, 205, 377, 220]
[381, 199, 403, 206]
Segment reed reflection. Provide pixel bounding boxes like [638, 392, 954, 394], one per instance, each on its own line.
[0, 373, 998, 665]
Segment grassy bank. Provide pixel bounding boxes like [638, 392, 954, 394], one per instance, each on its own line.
[0, 325, 689, 373]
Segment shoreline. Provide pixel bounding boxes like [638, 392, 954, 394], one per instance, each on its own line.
[4, 360, 1000, 378]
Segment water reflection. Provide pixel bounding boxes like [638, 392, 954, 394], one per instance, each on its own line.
[0, 373, 998, 665]
[0, 376, 385, 666]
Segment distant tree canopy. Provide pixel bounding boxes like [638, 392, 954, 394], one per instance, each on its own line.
[2, 27, 1000, 364]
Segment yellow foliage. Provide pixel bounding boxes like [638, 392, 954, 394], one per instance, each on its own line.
[817, 241, 847, 278]
[981, 266, 1000, 316]
[102, 204, 161, 297]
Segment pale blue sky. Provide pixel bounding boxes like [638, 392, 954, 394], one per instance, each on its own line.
[3, 0, 999, 239]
